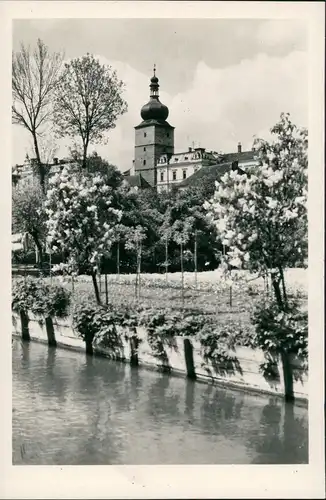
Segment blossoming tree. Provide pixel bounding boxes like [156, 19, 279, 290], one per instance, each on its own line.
[45, 166, 122, 303]
[12, 177, 47, 268]
[205, 113, 308, 400]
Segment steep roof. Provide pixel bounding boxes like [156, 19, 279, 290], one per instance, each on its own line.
[221, 150, 257, 163]
[178, 161, 241, 188]
[135, 119, 174, 130]
[123, 174, 152, 189]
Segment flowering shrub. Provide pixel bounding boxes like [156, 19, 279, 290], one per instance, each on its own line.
[205, 114, 308, 397]
[73, 303, 99, 345]
[205, 114, 307, 281]
[174, 314, 207, 337]
[196, 322, 254, 377]
[252, 298, 308, 372]
[73, 302, 139, 358]
[12, 277, 37, 313]
[45, 167, 122, 301]
[12, 278, 70, 318]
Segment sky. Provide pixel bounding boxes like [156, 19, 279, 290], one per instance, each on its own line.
[12, 18, 308, 172]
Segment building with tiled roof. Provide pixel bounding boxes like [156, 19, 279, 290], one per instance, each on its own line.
[14, 68, 260, 194]
[130, 68, 260, 193]
[178, 161, 242, 190]
[122, 173, 152, 191]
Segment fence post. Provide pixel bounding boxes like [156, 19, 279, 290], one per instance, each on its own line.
[281, 351, 295, 402]
[20, 310, 30, 342]
[130, 334, 139, 366]
[183, 338, 196, 379]
[45, 316, 57, 347]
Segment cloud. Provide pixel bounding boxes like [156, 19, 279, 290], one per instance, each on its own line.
[12, 50, 308, 170]
[256, 20, 307, 48]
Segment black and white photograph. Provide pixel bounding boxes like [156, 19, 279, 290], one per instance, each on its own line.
[2, 0, 325, 498]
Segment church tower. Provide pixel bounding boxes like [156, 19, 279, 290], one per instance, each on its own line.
[134, 66, 174, 187]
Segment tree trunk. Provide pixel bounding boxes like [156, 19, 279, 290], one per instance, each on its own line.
[194, 231, 198, 290]
[165, 236, 169, 282]
[279, 267, 288, 310]
[32, 131, 45, 192]
[31, 232, 44, 270]
[135, 240, 140, 300]
[82, 141, 89, 170]
[281, 351, 294, 402]
[91, 271, 101, 304]
[45, 316, 57, 347]
[105, 272, 108, 306]
[272, 277, 284, 310]
[20, 309, 30, 342]
[184, 338, 196, 379]
[180, 242, 184, 308]
[85, 339, 93, 356]
[137, 243, 142, 300]
[130, 334, 139, 366]
[272, 275, 294, 400]
[117, 241, 120, 277]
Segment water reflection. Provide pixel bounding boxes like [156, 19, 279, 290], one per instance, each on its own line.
[12, 339, 308, 465]
[247, 397, 308, 464]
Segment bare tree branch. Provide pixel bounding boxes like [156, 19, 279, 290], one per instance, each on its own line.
[12, 38, 64, 190]
[53, 54, 128, 168]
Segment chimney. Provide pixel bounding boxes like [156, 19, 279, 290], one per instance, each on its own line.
[237, 142, 242, 153]
[188, 147, 192, 152]
[53, 157, 58, 165]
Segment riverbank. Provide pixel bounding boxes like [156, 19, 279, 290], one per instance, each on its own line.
[12, 310, 308, 405]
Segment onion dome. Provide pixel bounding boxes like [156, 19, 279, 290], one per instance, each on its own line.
[140, 65, 169, 122]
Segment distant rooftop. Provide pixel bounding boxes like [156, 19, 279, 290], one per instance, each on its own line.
[123, 174, 152, 189]
[221, 150, 257, 163]
[178, 161, 243, 188]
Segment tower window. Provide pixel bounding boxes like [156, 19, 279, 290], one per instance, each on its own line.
[143, 160, 146, 166]
[167, 132, 170, 138]
[144, 147, 146, 151]
[172, 170, 177, 181]
[144, 132, 147, 138]
[182, 170, 187, 179]
[160, 172, 164, 182]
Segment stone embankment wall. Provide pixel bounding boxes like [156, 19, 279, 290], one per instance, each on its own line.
[12, 312, 308, 403]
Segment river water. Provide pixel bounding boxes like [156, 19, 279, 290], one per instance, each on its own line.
[12, 339, 308, 465]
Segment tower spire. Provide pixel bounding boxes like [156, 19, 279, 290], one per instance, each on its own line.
[150, 65, 159, 98]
